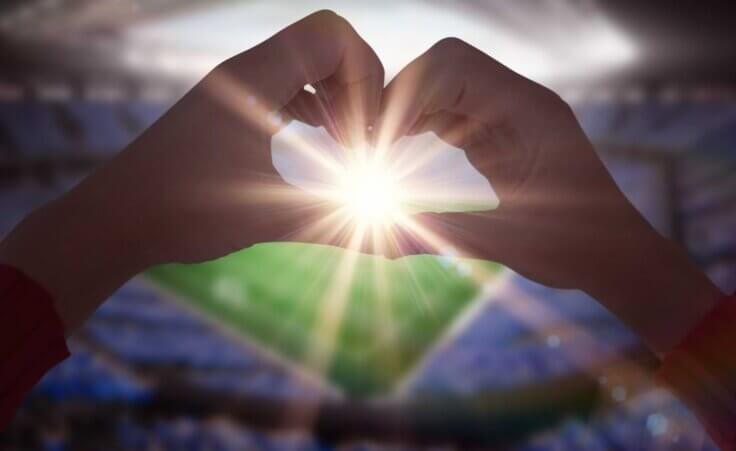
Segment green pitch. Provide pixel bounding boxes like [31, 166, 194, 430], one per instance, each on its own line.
[147, 243, 502, 397]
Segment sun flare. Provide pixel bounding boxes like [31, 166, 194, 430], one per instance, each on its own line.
[333, 155, 406, 227]
[202, 75, 510, 385]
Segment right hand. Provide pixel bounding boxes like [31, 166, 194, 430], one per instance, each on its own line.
[377, 38, 723, 354]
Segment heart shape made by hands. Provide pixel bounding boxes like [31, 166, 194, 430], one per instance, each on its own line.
[148, 122, 503, 397]
[272, 121, 499, 218]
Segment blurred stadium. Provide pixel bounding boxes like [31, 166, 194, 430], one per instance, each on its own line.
[1, 0, 735, 449]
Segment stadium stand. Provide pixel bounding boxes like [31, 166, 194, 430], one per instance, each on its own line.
[62, 102, 136, 153]
[0, 102, 69, 157]
[126, 100, 170, 130]
[82, 282, 326, 401]
[34, 342, 151, 403]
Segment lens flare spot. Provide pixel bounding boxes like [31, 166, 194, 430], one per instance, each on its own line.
[334, 154, 405, 227]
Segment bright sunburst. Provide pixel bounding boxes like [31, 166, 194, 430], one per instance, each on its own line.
[332, 153, 406, 228]
[203, 74, 503, 380]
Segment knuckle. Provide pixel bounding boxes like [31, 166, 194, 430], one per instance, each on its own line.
[372, 56, 386, 79]
[214, 54, 237, 72]
[535, 84, 571, 114]
[432, 37, 471, 57]
[309, 9, 348, 31]
[429, 38, 481, 74]
[539, 85, 563, 104]
[210, 56, 242, 80]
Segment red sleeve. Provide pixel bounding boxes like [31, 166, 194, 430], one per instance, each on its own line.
[658, 294, 736, 450]
[0, 264, 70, 430]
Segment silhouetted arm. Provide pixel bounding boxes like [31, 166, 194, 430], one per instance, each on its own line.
[0, 10, 384, 428]
[659, 294, 736, 449]
[0, 265, 68, 429]
[376, 37, 730, 448]
[0, 10, 384, 335]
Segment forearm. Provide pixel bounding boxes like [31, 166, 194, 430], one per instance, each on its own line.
[657, 293, 736, 448]
[583, 226, 723, 356]
[0, 190, 146, 333]
[574, 213, 733, 447]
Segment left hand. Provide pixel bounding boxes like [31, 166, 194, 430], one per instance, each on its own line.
[0, 10, 385, 331]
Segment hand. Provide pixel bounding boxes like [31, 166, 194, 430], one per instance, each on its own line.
[377, 38, 723, 354]
[100, 9, 384, 265]
[0, 10, 385, 331]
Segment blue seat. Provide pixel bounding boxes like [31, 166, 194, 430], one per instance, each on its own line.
[86, 318, 257, 370]
[509, 276, 618, 325]
[412, 312, 641, 396]
[454, 306, 532, 346]
[574, 101, 736, 151]
[573, 103, 619, 142]
[94, 292, 205, 329]
[127, 101, 170, 128]
[0, 188, 65, 235]
[520, 419, 610, 451]
[116, 417, 322, 451]
[0, 102, 68, 156]
[34, 346, 150, 402]
[610, 102, 677, 147]
[64, 101, 134, 153]
[685, 209, 736, 260]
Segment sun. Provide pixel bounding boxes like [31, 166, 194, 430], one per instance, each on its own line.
[333, 153, 406, 228]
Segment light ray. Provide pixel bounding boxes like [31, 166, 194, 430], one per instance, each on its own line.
[203, 71, 345, 177]
[304, 225, 368, 374]
[387, 131, 456, 181]
[209, 73, 505, 387]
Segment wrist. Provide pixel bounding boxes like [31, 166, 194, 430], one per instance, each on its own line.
[0, 192, 147, 332]
[584, 229, 724, 356]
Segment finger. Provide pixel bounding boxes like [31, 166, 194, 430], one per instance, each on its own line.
[263, 210, 409, 258]
[375, 38, 528, 146]
[406, 111, 469, 148]
[404, 110, 532, 202]
[373, 51, 457, 148]
[407, 211, 514, 262]
[245, 187, 431, 259]
[222, 10, 384, 144]
[311, 68, 382, 149]
[381, 223, 438, 258]
[281, 89, 348, 148]
[283, 89, 334, 131]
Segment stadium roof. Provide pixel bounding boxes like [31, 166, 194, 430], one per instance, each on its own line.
[0, 1, 734, 93]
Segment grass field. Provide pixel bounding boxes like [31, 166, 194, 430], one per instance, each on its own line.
[147, 243, 503, 397]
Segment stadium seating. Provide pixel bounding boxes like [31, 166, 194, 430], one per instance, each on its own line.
[0, 186, 62, 234]
[573, 103, 621, 142]
[408, 278, 642, 395]
[83, 280, 326, 401]
[35, 342, 151, 402]
[0, 100, 174, 159]
[63, 102, 136, 153]
[0, 102, 68, 156]
[115, 416, 339, 451]
[573, 101, 736, 151]
[126, 100, 170, 129]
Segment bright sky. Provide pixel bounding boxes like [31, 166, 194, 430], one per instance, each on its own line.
[124, 0, 638, 84]
[272, 121, 499, 216]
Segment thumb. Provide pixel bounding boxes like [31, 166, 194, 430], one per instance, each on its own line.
[404, 210, 516, 262]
